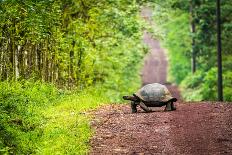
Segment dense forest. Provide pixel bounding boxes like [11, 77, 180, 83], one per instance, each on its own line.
[0, 0, 147, 92]
[0, 0, 148, 154]
[151, 0, 232, 101]
[0, 0, 231, 154]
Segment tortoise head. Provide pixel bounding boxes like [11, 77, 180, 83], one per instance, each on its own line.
[171, 98, 177, 102]
[123, 94, 140, 102]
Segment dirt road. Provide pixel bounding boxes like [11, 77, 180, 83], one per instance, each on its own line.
[142, 31, 167, 85]
[90, 103, 232, 155]
[90, 7, 232, 155]
[141, 7, 180, 101]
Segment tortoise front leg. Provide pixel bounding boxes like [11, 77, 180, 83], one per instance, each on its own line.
[131, 101, 138, 113]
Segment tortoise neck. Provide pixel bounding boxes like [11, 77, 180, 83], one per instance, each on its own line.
[123, 95, 140, 102]
[132, 95, 140, 102]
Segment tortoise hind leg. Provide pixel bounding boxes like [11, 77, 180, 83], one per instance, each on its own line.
[171, 102, 176, 110]
[139, 102, 152, 112]
[165, 101, 176, 111]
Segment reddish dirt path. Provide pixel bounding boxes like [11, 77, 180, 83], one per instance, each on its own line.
[90, 7, 232, 155]
[90, 103, 232, 154]
[171, 102, 232, 155]
[142, 32, 168, 85]
[141, 7, 180, 101]
[141, 6, 167, 85]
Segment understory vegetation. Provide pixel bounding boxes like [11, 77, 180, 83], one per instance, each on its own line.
[0, 0, 150, 154]
[151, 1, 232, 101]
[0, 81, 108, 154]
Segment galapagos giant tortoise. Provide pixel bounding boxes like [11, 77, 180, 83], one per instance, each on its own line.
[123, 83, 177, 113]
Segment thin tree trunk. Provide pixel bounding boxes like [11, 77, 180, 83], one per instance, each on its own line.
[77, 47, 83, 88]
[24, 50, 28, 78]
[37, 44, 42, 79]
[190, 0, 196, 73]
[0, 39, 4, 80]
[15, 45, 20, 79]
[9, 36, 14, 80]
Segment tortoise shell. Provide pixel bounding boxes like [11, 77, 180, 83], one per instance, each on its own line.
[134, 83, 175, 102]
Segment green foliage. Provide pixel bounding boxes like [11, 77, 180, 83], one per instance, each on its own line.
[152, 6, 191, 84]
[0, 81, 112, 154]
[0, 80, 62, 154]
[0, 0, 148, 153]
[180, 69, 216, 101]
[0, 0, 146, 91]
[181, 67, 232, 101]
[38, 87, 108, 154]
[151, 1, 232, 101]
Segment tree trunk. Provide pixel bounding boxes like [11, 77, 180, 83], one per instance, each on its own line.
[190, 0, 196, 73]
[15, 45, 20, 79]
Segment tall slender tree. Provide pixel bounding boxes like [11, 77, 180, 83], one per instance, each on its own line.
[216, 0, 223, 101]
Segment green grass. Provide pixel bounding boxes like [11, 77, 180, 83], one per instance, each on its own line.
[0, 80, 62, 154]
[0, 81, 111, 154]
[37, 88, 108, 154]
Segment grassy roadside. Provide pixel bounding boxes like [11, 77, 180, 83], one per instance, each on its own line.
[37, 88, 108, 154]
[0, 81, 113, 154]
